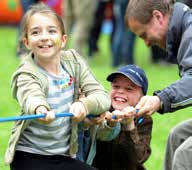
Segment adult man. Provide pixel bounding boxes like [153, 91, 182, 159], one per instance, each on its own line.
[125, 1, 192, 169]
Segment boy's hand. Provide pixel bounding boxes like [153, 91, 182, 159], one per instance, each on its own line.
[105, 111, 119, 127]
[35, 106, 55, 123]
[69, 101, 87, 122]
[111, 107, 135, 124]
[120, 106, 136, 123]
[112, 107, 135, 130]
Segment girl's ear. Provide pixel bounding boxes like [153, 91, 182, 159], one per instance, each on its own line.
[22, 38, 31, 50]
[61, 34, 68, 48]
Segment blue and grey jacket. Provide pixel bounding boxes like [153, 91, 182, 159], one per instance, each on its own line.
[155, 2, 192, 113]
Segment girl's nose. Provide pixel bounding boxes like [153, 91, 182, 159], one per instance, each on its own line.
[40, 31, 49, 41]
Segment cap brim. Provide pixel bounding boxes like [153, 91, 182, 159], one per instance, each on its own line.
[106, 71, 142, 87]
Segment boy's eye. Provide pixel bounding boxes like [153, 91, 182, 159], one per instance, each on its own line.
[126, 86, 134, 91]
[126, 87, 133, 91]
[112, 84, 119, 89]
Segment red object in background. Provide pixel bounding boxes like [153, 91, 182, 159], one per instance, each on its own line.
[0, 0, 23, 24]
[41, 0, 64, 16]
[104, 1, 113, 20]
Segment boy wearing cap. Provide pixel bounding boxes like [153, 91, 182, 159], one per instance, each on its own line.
[92, 65, 153, 170]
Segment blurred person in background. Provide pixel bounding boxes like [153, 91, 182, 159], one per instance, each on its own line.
[111, 0, 136, 67]
[88, 0, 112, 58]
[64, 0, 96, 56]
[17, 0, 39, 57]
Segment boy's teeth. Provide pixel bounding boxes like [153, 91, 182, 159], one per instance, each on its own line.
[115, 97, 126, 102]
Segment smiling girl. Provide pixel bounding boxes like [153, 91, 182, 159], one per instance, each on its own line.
[5, 3, 110, 170]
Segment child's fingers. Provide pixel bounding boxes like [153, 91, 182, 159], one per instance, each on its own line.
[45, 111, 55, 122]
[122, 106, 136, 118]
[70, 102, 87, 122]
[110, 110, 124, 122]
[91, 113, 106, 124]
[37, 111, 55, 124]
[35, 106, 55, 123]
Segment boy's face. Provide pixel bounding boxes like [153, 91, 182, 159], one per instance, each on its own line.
[110, 74, 143, 111]
[23, 13, 67, 61]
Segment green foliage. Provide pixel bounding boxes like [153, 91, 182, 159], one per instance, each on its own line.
[0, 26, 191, 170]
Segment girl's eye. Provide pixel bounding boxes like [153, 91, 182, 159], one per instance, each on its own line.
[31, 31, 39, 35]
[49, 29, 57, 33]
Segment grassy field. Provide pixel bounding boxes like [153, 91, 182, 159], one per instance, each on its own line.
[0, 26, 191, 170]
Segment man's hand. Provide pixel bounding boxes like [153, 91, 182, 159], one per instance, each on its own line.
[135, 95, 161, 116]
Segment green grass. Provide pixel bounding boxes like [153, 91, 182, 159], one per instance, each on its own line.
[0, 26, 19, 170]
[0, 26, 191, 170]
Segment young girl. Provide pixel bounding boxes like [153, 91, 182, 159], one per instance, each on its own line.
[5, 3, 110, 170]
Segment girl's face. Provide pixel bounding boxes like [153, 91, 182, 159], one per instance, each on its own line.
[110, 74, 143, 111]
[23, 13, 67, 61]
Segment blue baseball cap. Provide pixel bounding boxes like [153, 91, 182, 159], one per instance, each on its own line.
[107, 65, 148, 95]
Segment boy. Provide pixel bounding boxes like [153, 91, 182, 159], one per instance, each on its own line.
[92, 65, 153, 170]
[79, 65, 153, 170]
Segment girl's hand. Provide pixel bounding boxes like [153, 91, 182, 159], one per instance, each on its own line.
[83, 112, 106, 129]
[89, 112, 106, 125]
[69, 101, 87, 122]
[35, 106, 55, 123]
